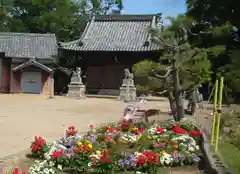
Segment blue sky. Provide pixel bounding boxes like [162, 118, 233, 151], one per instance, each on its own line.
[122, 0, 186, 24]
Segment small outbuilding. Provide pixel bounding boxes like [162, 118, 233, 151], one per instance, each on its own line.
[0, 32, 57, 94]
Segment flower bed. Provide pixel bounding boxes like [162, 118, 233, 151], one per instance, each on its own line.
[28, 118, 202, 174]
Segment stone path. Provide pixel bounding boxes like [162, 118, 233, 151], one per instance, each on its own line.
[195, 107, 213, 137]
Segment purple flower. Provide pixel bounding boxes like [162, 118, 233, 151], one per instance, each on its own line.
[118, 159, 125, 168]
[129, 154, 136, 162]
[90, 135, 97, 142]
[124, 159, 130, 165]
[75, 135, 82, 141]
[172, 152, 181, 163]
[118, 154, 136, 168]
[85, 135, 97, 142]
[193, 156, 201, 163]
[128, 154, 136, 166]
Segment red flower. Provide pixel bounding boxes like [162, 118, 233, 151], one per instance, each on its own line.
[52, 149, 64, 159]
[156, 127, 165, 134]
[136, 150, 159, 165]
[136, 155, 148, 164]
[72, 146, 77, 153]
[31, 142, 39, 151]
[102, 156, 111, 163]
[172, 124, 187, 134]
[121, 120, 129, 127]
[34, 136, 46, 146]
[99, 150, 112, 163]
[142, 150, 159, 164]
[173, 144, 178, 149]
[139, 127, 145, 132]
[90, 124, 94, 129]
[189, 129, 201, 136]
[107, 127, 116, 133]
[12, 168, 25, 174]
[12, 168, 19, 174]
[105, 136, 112, 140]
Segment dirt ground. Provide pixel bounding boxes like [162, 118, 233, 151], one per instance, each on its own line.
[0, 94, 171, 159]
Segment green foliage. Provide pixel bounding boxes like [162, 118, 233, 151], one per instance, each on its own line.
[222, 51, 240, 93]
[3, 0, 123, 41]
[133, 15, 211, 95]
[186, 0, 240, 102]
[133, 60, 165, 94]
[181, 47, 212, 89]
[218, 105, 240, 173]
[219, 143, 240, 174]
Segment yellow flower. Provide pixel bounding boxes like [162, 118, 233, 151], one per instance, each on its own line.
[133, 127, 138, 131]
[77, 141, 82, 146]
[96, 151, 101, 155]
[88, 143, 92, 149]
[138, 134, 142, 138]
[106, 125, 111, 129]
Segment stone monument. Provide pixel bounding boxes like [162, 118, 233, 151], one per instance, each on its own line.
[119, 69, 136, 102]
[67, 67, 86, 99]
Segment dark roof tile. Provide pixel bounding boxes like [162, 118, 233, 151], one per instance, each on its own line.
[61, 14, 160, 52]
[0, 32, 57, 59]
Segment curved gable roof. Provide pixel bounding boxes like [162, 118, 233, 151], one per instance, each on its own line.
[60, 14, 160, 52]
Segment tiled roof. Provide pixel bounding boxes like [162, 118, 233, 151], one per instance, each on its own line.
[0, 32, 57, 59]
[60, 14, 160, 52]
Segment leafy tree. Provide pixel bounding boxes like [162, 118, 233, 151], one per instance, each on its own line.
[8, 0, 86, 41]
[7, 0, 123, 41]
[0, 0, 14, 31]
[133, 15, 211, 120]
[86, 0, 123, 14]
[132, 60, 164, 95]
[185, 0, 240, 103]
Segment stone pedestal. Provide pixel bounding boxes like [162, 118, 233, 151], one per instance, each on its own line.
[119, 86, 136, 102]
[118, 68, 137, 102]
[122, 79, 134, 86]
[67, 67, 86, 99]
[67, 84, 86, 99]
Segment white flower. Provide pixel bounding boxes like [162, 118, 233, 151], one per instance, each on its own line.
[136, 171, 147, 174]
[29, 160, 57, 174]
[49, 161, 55, 167]
[188, 146, 195, 152]
[57, 164, 62, 170]
[160, 152, 173, 165]
[121, 133, 139, 143]
[87, 162, 92, 167]
[134, 152, 141, 157]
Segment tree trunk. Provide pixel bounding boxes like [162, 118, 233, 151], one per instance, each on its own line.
[168, 91, 177, 119]
[191, 89, 197, 116]
[172, 64, 184, 121]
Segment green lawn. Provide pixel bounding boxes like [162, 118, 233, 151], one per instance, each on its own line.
[219, 143, 240, 174]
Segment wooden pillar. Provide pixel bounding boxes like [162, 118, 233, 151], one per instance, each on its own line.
[49, 71, 54, 98]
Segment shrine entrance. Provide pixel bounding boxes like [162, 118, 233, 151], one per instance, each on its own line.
[86, 64, 126, 95]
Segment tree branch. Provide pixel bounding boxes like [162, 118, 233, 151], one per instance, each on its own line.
[157, 89, 168, 95]
[153, 67, 171, 79]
